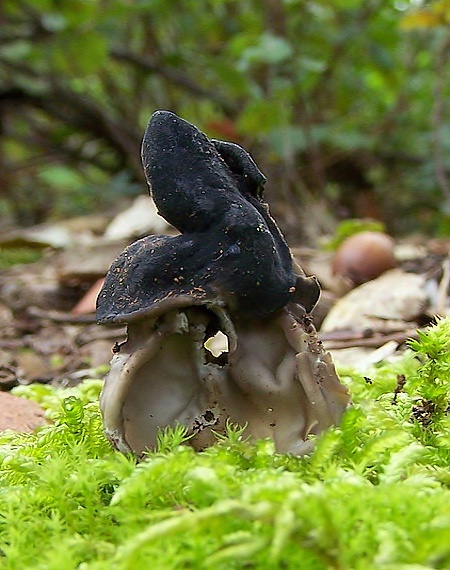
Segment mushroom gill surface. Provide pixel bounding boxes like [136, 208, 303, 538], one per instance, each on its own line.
[101, 307, 349, 456]
[97, 110, 350, 456]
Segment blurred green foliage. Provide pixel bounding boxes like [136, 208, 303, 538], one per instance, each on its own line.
[1, 0, 450, 236]
[323, 218, 386, 250]
[0, 246, 42, 269]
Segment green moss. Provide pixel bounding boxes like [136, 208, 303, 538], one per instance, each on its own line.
[323, 218, 386, 251]
[2, 320, 450, 569]
[0, 247, 42, 269]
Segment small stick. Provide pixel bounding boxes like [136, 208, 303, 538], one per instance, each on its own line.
[322, 328, 419, 350]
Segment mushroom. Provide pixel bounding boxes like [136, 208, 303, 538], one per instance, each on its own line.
[97, 111, 350, 456]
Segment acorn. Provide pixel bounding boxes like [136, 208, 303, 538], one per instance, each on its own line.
[332, 231, 396, 285]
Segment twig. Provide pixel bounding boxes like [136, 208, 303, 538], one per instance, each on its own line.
[27, 306, 97, 324]
[111, 48, 237, 115]
[0, 60, 143, 177]
[321, 328, 419, 350]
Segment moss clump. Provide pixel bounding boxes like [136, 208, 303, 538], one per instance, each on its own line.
[323, 218, 386, 251]
[1, 319, 450, 569]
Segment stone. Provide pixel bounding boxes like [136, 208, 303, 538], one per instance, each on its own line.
[320, 269, 429, 332]
[0, 391, 47, 433]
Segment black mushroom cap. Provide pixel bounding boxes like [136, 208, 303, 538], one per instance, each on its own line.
[141, 110, 239, 234]
[96, 111, 320, 324]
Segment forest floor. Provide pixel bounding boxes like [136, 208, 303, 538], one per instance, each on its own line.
[1, 199, 449, 428]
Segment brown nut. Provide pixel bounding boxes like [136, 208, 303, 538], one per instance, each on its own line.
[332, 231, 396, 285]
